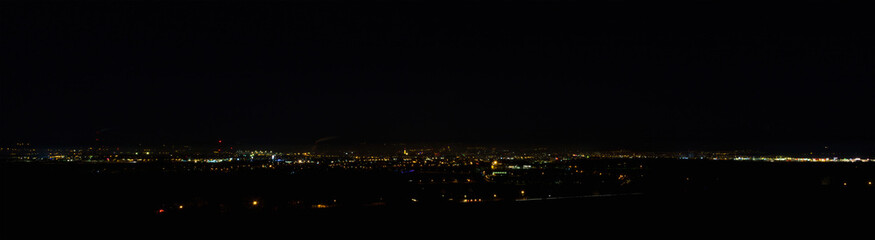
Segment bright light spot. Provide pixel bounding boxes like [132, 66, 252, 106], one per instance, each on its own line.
[158, 209, 165, 213]
[252, 201, 258, 206]
[178, 205, 184, 209]
[411, 198, 418, 202]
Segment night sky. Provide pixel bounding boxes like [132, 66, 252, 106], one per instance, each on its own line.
[1, 1, 873, 151]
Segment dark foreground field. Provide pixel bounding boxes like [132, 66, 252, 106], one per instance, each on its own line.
[3, 159, 874, 234]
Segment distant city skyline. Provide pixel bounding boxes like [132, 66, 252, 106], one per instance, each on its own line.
[3, 140, 872, 161]
[3, 1, 874, 232]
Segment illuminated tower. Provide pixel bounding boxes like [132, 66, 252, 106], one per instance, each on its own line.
[215, 139, 233, 158]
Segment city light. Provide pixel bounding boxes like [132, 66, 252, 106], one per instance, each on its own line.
[3, 0, 872, 224]
[3, 142, 873, 217]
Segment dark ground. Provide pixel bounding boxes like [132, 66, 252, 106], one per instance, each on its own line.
[3, 159, 873, 235]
